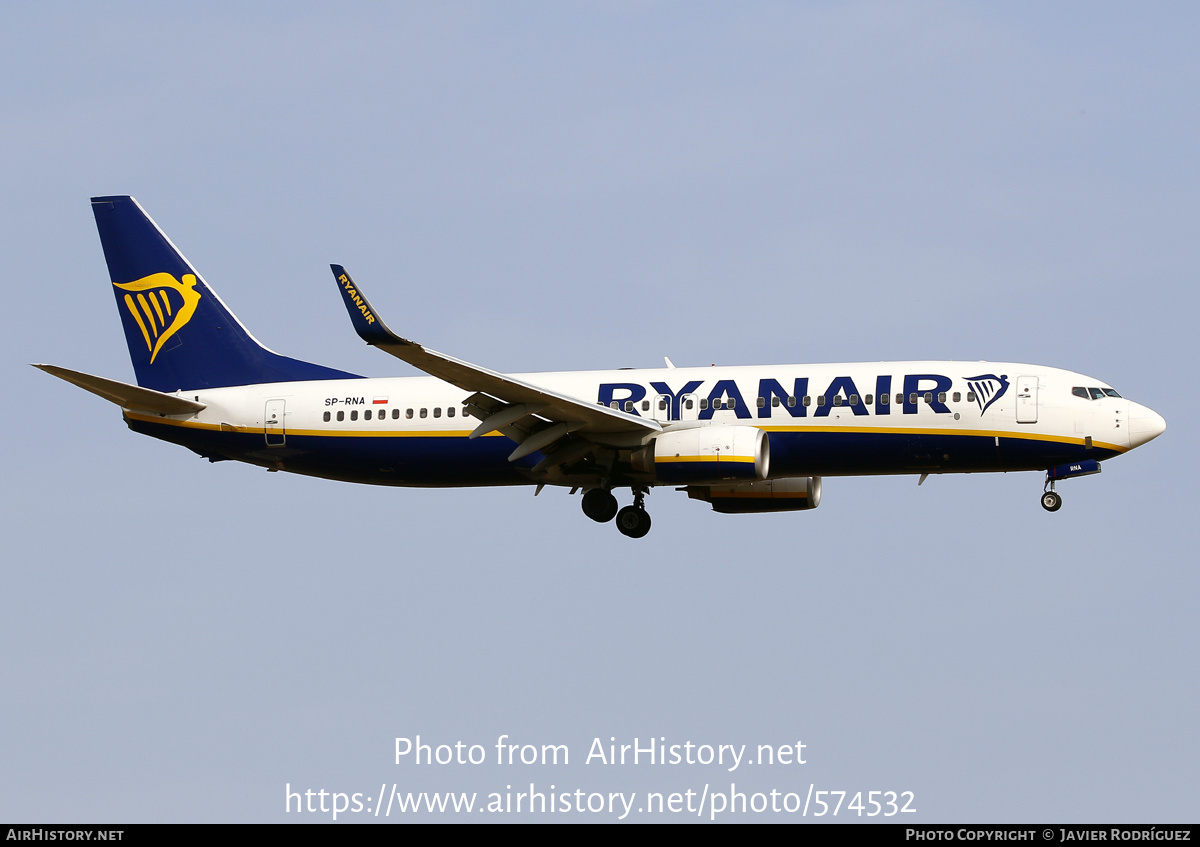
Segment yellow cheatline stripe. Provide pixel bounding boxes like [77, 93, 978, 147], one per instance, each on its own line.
[124, 294, 152, 350]
[121, 413, 1126, 453]
[287, 427, 490, 438]
[757, 423, 1126, 453]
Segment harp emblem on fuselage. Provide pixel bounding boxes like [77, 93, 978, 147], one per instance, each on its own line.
[965, 373, 1009, 416]
[113, 273, 202, 363]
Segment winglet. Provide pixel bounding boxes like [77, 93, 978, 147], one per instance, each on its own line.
[325, 265, 662, 436]
[330, 264, 409, 347]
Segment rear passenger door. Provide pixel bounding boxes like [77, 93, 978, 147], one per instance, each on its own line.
[265, 399, 286, 446]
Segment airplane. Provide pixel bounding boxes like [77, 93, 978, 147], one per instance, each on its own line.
[36, 195, 1166, 538]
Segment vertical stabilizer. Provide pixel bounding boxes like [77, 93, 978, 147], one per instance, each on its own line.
[91, 196, 359, 391]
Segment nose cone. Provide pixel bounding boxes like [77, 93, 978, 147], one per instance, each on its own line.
[1128, 402, 1166, 448]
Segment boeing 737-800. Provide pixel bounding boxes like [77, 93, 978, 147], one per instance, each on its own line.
[36, 196, 1166, 538]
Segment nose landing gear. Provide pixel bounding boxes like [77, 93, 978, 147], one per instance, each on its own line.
[1041, 473, 1063, 512]
[1040, 460, 1102, 512]
[1041, 488, 1063, 512]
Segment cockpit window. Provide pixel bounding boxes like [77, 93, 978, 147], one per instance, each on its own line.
[1075, 386, 1123, 400]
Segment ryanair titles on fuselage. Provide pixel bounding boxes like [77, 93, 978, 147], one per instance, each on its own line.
[596, 372, 1009, 420]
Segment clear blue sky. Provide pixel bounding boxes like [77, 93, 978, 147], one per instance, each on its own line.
[2, 1, 1196, 822]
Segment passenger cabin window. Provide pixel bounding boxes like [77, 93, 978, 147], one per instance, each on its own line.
[952, 392, 960, 402]
[419, 408, 427, 418]
[364, 409, 372, 420]
[937, 392, 947, 403]
[803, 396, 811, 406]
[433, 407, 441, 418]
[771, 396, 780, 407]
[393, 408, 400, 419]
[350, 410, 358, 421]
[699, 398, 709, 410]
[406, 409, 414, 419]
[966, 392, 976, 403]
[865, 394, 873, 405]
[642, 400, 650, 411]
[817, 396, 826, 407]
[832, 396, 842, 406]
[448, 407, 455, 417]
[849, 394, 859, 406]
[788, 396, 797, 408]
[323, 411, 331, 422]
[757, 396, 766, 408]
[880, 393, 890, 405]
[337, 411, 344, 421]
[896, 393, 904, 404]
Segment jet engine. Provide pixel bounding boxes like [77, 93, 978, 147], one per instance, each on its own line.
[631, 425, 769, 484]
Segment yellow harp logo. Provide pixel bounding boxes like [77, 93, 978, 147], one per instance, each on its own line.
[113, 273, 202, 364]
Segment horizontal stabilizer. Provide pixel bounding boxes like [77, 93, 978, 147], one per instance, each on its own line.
[33, 364, 207, 415]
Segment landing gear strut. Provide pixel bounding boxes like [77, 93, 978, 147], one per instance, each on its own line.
[581, 486, 652, 537]
[615, 487, 652, 538]
[581, 488, 618, 523]
[1041, 477, 1062, 512]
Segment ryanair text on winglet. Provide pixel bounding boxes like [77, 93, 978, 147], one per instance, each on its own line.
[339, 274, 376, 325]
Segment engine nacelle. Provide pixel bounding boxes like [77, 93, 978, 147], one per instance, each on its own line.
[633, 425, 769, 484]
[686, 477, 822, 513]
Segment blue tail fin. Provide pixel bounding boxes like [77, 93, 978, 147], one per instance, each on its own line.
[91, 196, 360, 391]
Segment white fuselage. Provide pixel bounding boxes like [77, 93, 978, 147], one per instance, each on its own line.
[122, 360, 1164, 488]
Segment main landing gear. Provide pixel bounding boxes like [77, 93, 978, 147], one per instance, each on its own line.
[581, 488, 618, 522]
[581, 487, 652, 538]
[1041, 476, 1063, 512]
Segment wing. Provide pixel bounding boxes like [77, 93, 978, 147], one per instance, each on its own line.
[330, 265, 660, 470]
